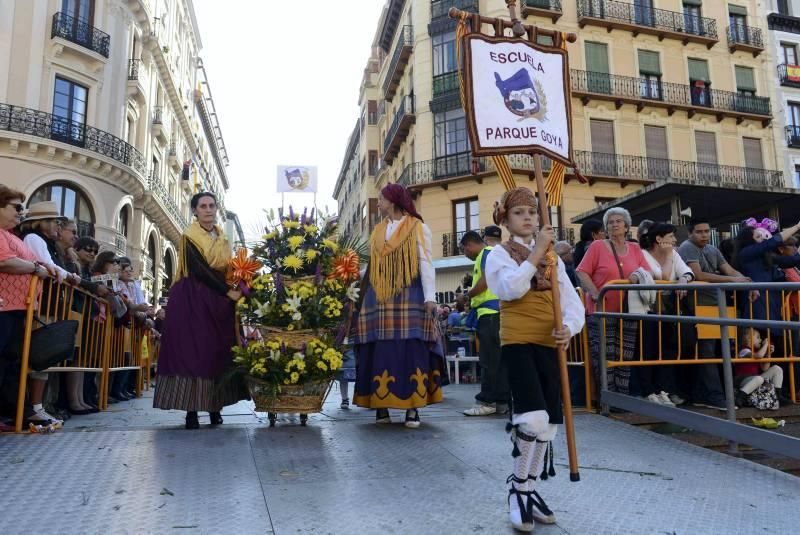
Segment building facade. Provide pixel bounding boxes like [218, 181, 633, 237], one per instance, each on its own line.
[0, 0, 231, 303]
[338, 0, 790, 299]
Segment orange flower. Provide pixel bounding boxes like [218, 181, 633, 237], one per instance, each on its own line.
[226, 248, 263, 287]
[329, 249, 360, 282]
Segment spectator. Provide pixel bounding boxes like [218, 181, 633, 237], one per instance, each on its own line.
[91, 251, 128, 403]
[573, 219, 605, 267]
[448, 296, 466, 328]
[460, 230, 507, 417]
[734, 329, 789, 408]
[677, 217, 751, 410]
[115, 258, 150, 400]
[637, 221, 694, 406]
[0, 185, 61, 426]
[576, 207, 651, 395]
[719, 238, 735, 265]
[55, 218, 80, 274]
[554, 240, 579, 287]
[482, 224, 503, 247]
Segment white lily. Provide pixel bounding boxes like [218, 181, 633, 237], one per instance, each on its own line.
[346, 282, 360, 302]
[292, 312, 302, 321]
[286, 295, 302, 311]
[252, 299, 271, 318]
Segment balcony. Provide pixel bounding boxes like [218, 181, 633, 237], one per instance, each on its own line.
[522, 0, 562, 22]
[727, 24, 764, 56]
[570, 70, 772, 126]
[147, 174, 188, 237]
[768, 12, 800, 34]
[430, 0, 480, 34]
[77, 220, 95, 238]
[51, 12, 110, 59]
[399, 152, 550, 188]
[151, 106, 167, 144]
[778, 64, 800, 88]
[432, 71, 459, 99]
[574, 151, 784, 188]
[787, 126, 800, 149]
[0, 102, 147, 177]
[168, 140, 181, 170]
[576, 0, 718, 48]
[114, 232, 127, 256]
[383, 95, 415, 164]
[127, 59, 140, 80]
[382, 26, 413, 100]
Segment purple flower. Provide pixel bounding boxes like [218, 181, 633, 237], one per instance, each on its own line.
[314, 262, 322, 285]
[274, 272, 283, 293]
[289, 205, 294, 220]
[309, 208, 315, 223]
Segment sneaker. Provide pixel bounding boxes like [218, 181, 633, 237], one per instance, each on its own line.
[669, 394, 686, 406]
[340, 398, 350, 410]
[30, 408, 63, 426]
[464, 403, 497, 416]
[657, 392, 676, 407]
[375, 409, 391, 424]
[530, 489, 557, 524]
[404, 409, 420, 429]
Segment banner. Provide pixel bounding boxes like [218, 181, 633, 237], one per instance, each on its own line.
[277, 165, 318, 193]
[462, 34, 572, 165]
[787, 64, 800, 82]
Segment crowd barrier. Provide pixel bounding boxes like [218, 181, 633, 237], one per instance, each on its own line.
[593, 281, 800, 460]
[12, 276, 155, 433]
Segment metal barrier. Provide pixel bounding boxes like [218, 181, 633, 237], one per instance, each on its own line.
[566, 288, 593, 410]
[594, 281, 800, 459]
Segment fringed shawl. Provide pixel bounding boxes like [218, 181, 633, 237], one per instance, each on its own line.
[368, 216, 425, 303]
[175, 221, 231, 285]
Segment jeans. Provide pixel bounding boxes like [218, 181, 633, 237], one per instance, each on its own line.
[475, 314, 509, 405]
[693, 340, 726, 404]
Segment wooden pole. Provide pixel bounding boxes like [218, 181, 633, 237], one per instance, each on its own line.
[532, 154, 580, 482]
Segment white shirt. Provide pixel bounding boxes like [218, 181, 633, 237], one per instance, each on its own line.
[485, 236, 586, 338]
[385, 216, 436, 303]
[23, 233, 71, 281]
[642, 249, 693, 283]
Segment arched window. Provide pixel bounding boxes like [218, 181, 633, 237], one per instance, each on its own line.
[29, 181, 95, 236]
[162, 250, 174, 297]
[147, 234, 157, 279]
[118, 205, 129, 237]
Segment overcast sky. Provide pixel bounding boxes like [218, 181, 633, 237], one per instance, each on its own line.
[192, 0, 384, 238]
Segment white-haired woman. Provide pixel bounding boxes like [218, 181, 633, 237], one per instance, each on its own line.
[576, 207, 651, 395]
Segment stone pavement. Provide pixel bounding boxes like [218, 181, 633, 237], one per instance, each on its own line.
[1, 385, 798, 534]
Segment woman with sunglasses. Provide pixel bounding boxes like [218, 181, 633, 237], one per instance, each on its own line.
[0, 185, 61, 426]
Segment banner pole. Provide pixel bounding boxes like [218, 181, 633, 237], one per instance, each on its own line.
[533, 154, 580, 482]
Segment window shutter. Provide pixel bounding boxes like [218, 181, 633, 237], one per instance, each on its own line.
[688, 59, 710, 82]
[683, 0, 702, 5]
[728, 5, 747, 16]
[585, 42, 609, 74]
[735, 66, 756, 91]
[536, 34, 554, 46]
[590, 119, 615, 154]
[743, 138, 764, 169]
[644, 126, 668, 159]
[638, 50, 661, 75]
[695, 131, 718, 164]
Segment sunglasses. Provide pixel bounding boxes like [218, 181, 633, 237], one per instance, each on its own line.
[9, 203, 24, 213]
[82, 248, 98, 254]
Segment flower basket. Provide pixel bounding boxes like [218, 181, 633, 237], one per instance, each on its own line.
[257, 326, 335, 348]
[247, 376, 333, 426]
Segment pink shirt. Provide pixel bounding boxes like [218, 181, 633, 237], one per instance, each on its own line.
[576, 240, 651, 314]
[0, 229, 37, 311]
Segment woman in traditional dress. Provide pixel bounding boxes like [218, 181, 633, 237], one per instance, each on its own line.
[484, 187, 585, 532]
[153, 192, 248, 429]
[352, 183, 444, 428]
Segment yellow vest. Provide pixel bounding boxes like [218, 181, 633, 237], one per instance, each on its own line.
[500, 290, 555, 348]
[471, 247, 499, 318]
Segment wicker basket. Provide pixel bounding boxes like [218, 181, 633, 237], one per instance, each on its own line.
[257, 326, 334, 348]
[280, 274, 317, 285]
[247, 376, 332, 413]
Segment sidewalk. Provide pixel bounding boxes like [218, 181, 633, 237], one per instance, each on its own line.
[1, 385, 798, 534]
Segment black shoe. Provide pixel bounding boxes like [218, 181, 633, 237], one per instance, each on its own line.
[375, 409, 391, 424]
[209, 412, 223, 425]
[404, 409, 420, 429]
[68, 408, 93, 416]
[185, 411, 199, 430]
[107, 396, 120, 404]
[735, 390, 750, 409]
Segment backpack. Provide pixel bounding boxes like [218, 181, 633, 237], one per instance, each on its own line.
[748, 382, 779, 411]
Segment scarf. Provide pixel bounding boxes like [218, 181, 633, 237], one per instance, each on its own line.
[368, 216, 424, 303]
[501, 239, 552, 291]
[175, 221, 231, 283]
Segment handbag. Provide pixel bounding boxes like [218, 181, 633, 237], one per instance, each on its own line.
[7, 317, 79, 372]
[747, 382, 779, 410]
[607, 240, 629, 313]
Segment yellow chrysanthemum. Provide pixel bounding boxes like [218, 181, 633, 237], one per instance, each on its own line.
[287, 235, 305, 251]
[290, 372, 300, 383]
[304, 249, 319, 262]
[317, 361, 328, 371]
[322, 239, 339, 252]
[304, 224, 318, 235]
[263, 231, 277, 240]
[283, 219, 300, 229]
[282, 254, 303, 272]
[287, 324, 295, 331]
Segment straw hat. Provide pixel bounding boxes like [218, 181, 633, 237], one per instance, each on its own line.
[23, 201, 67, 223]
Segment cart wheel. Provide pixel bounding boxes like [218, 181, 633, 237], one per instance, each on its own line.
[300, 414, 308, 426]
[268, 413, 276, 427]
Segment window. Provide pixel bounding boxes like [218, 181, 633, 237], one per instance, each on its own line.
[118, 205, 129, 237]
[29, 181, 95, 236]
[368, 151, 378, 176]
[782, 43, 798, 66]
[432, 31, 457, 76]
[536, 34, 553, 46]
[779, 0, 790, 16]
[735, 66, 756, 97]
[742, 138, 763, 169]
[788, 103, 800, 144]
[367, 100, 377, 125]
[729, 6, 748, 43]
[638, 50, 661, 100]
[794, 165, 800, 188]
[62, 0, 94, 23]
[644, 125, 668, 178]
[52, 76, 88, 145]
[687, 58, 711, 106]
[694, 131, 718, 180]
[151, 156, 160, 181]
[634, 0, 654, 27]
[683, 2, 702, 36]
[585, 42, 610, 94]
[590, 119, 616, 176]
[453, 198, 480, 243]
[434, 108, 468, 157]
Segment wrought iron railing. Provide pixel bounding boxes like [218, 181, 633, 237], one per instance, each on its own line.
[114, 233, 127, 256]
[144, 256, 154, 279]
[768, 12, 800, 34]
[168, 139, 177, 157]
[382, 25, 414, 97]
[368, 111, 378, 125]
[576, 0, 717, 40]
[574, 151, 784, 188]
[787, 126, 800, 148]
[76, 220, 95, 238]
[0, 103, 147, 175]
[727, 24, 763, 49]
[383, 95, 415, 155]
[432, 71, 459, 98]
[148, 175, 187, 229]
[777, 64, 800, 87]
[570, 70, 771, 116]
[431, 0, 480, 20]
[51, 12, 110, 58]
[398, 152, 551, 187]
[524, 0, 562, 12]
[152, 106, 163, 125]
[128, 59, 140, 81]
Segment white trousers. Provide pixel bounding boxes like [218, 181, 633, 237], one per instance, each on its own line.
[739, 365, 783, 394]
